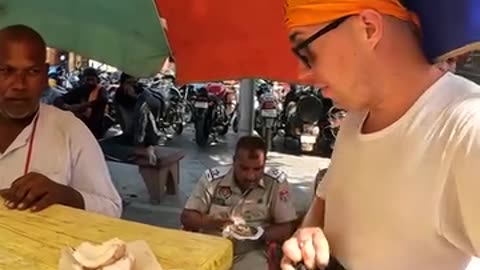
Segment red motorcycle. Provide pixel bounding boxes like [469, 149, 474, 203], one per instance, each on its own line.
[206, 82, 237, 113]
[192, 82, 237, 147]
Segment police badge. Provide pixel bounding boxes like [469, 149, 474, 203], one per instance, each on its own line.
[218, 186, 232, 200]
[279, 189, 289, 202]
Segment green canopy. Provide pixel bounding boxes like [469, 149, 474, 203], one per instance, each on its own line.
[0, 0, 171, 77]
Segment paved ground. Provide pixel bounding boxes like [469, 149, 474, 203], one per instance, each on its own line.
[107, 126, 330, 229]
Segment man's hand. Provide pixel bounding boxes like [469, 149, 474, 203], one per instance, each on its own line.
[281, 227, 330, 270]
[201, 215, 233, 231]
[0, 172, 85, 212]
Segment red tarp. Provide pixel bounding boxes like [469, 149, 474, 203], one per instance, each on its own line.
[155, 0, 300, 84]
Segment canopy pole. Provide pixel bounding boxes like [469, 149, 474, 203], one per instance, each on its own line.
[238, 79, 256, 137]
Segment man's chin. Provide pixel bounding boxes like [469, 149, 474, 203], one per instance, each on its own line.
[0, 107, 38, 121]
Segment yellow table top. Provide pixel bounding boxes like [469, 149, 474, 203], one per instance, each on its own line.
[0, 202, 233, 270]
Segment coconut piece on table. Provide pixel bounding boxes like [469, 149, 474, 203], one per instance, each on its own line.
[72, 238, 128, 269]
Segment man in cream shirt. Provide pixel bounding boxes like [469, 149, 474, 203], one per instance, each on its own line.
[0, 24, 121, 217]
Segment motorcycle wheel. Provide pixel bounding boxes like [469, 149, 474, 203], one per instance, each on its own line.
[194, 116, 210, 147]
[183, 103, 194, 123]
[171, 110, 184, 135]
[283, 136, 302, 154]
[174, 122, 184, 135]
[218, 125, 229, 136]
[265, 127, 273, 152]
[232, 116, 239, 133]
[318, 136, 333, 158]
[254, 113, 263, 135]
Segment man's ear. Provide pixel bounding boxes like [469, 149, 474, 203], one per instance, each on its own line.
[43, 63, 50, 89]
[357, 9, 384, 49]
[44, 63, 50, 76]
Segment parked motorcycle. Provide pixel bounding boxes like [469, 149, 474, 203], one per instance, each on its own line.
[284, 86, 345, 155]
[255, 80, 282, 151]
[192, 83, 236, 147]
[178, 84, 196, 124]
[146, 77, 185, 137]
[320, 106, 346, 152]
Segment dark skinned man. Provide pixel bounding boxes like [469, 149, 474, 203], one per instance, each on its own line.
[55, 67, 108, 139]
[181, 136, 297, 270]
[0, 25, 121, 217]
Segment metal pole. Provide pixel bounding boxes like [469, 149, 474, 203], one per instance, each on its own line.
[238, 79, 256, 137]
[68, 52, 76, 72]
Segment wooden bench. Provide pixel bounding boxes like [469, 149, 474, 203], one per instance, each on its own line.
[135, 146, 185, 204]
[103, 143, 185, 204]
[103, 105, 185, 203]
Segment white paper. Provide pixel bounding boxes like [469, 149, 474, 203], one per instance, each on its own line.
[58, 240, 163, 270]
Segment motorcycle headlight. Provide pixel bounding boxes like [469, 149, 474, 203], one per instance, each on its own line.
[294, 128, 302, 136]
[312, 126, 320, 136]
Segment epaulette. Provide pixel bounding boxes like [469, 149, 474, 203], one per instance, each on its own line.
[264, 167, 287, 183]
[204, 166, 231, 182]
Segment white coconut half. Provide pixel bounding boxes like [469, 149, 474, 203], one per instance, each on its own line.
[72, 238, 127, 269]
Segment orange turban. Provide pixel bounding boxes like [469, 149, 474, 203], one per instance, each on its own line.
[285, 0, 419, 29]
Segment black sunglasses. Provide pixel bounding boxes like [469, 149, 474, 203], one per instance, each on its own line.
[292, 15, 352, 69]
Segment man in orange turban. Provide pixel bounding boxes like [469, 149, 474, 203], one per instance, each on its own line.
[281, 1, 480, 270]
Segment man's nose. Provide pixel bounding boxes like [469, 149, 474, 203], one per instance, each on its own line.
[12, 72, 27, 91]
[245, 171, 256, 180]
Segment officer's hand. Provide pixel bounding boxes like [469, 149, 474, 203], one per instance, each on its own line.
[202, 215, 233, 231]
[280, 227, 330, 270]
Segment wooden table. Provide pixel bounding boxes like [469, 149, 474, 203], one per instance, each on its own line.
[0, 202, 233, 270]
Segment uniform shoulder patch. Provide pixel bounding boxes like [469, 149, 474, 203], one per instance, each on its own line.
[204, 166, 231, 182]
[265, 167, 287, 183]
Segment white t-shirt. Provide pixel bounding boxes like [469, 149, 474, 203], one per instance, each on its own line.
[0, 104, 122, 217]
[318, 73, 480, 270]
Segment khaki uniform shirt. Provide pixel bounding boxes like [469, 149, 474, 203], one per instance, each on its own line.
[185, 166, 297, 255]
